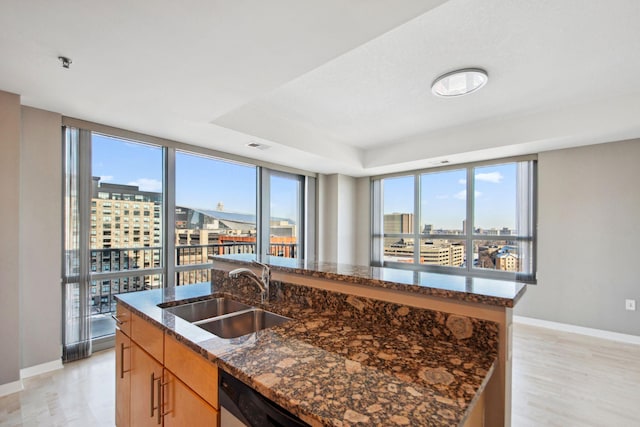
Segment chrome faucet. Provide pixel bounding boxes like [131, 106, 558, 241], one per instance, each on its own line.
[228, 261, 271, 305]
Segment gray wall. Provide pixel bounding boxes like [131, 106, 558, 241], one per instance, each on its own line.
[0, 91, 22, 386]
[19, 106, 62, 368]
[515, 139, 640, 336]
[0, 95, 63, 392]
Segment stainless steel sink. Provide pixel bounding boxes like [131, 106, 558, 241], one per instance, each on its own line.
[163, 298, 252, 323]
[196, 309, 291, 339]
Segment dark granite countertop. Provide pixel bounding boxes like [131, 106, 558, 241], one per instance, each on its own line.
[115, 282, 498, 427]
[210, 254, 526, 308]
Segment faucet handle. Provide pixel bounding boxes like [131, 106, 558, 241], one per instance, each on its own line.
[251, 260, 268, 269]
[252, 260, 270, 274]
[252, 261, 270, 287]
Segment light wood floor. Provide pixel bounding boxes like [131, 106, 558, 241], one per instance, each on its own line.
[0, 349, 115, 427]
[1, 323, 639, 426]
[512, 323, 640, 427]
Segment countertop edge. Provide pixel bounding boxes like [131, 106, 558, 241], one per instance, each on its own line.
[210, 255, 526, 308]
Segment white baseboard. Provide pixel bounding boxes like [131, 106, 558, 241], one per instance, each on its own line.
[0, 379, 23, 398]
[20, 359, 63, 379]
[514, 315, 640, 345]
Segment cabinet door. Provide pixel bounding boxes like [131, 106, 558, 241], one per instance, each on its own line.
[115, 303, 132, 337]
[131, 342, 164, 427]
[131, 312, 164, 362]
[164, 334, 218, 409]
[115, 330, 131, 427]
[163, 370, 219, 427]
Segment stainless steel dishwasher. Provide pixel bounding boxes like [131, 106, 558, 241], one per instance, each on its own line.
[219, 370, 310, 427]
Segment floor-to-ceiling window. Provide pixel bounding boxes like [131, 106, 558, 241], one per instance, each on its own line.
[268, 172, 304, 259]
[62, 123, 315, 358]
[90, 134, 164, 339]
[175, 151, 257, 285]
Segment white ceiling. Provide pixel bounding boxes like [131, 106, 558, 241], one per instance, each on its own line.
[2, 0, 639, 176]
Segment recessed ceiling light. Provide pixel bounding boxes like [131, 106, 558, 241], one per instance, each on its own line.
[431, 68, 488, 97]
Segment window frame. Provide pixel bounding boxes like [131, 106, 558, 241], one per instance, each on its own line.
[371, 156, 537, 283]
[62, 118, 317, 291]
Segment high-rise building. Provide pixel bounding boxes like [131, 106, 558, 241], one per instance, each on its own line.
[384, 213, 413, 234]
[90, 178, 163, 312]
[420, 242, 464, 266]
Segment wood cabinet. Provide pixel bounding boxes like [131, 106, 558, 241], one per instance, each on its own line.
[115, 303, 219, 426]
[115, 303, 131, 336]
[130, 341, 164, 427]
[115, 305, 132, 427]
[164, 334, 218, 406]
[131, 312, 164, 362]
[163, 370, 219, 426]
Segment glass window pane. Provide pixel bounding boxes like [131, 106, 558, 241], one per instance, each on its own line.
[91, 134, 163, 259]
[270, 174, 300, 258]
[419, 239, 465, 267]
[382, 175, 414, 263]
[176, 152, 257, 282]
[472, 239, 531, 274]
[90, 134, 163, 338]
[383, 175, 414, 233]
[473, 163, 516, 234]
[420, 169, 466, 235]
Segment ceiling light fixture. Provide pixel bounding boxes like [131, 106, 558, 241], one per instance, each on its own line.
[431, 68, 488, 97]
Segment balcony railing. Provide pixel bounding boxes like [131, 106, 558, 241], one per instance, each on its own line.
[90, 241, 297, 317]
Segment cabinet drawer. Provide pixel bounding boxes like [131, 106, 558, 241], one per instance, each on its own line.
[115, 303, 132, 337]
[131, 312, 164, 363]
[164, 333, 218, 408]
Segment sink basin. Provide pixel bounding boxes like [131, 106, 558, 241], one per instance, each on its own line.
[163, 298, 252, 323]
[197, 309, 291, 339]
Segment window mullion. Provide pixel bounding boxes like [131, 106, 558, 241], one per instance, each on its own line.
[466, 167, 474, 274]
[164, 146, 176, 287]
[258, 167, 270, 259]
[371, 179, 383, 265]
[413, 174, 420, 265]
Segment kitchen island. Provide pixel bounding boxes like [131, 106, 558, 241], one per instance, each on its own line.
[115, 255, 525, 426]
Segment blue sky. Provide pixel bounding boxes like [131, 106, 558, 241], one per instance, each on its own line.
[91, 134, 298, 220]
[92, 134, 515, 229]
[383, 163, 516, 230]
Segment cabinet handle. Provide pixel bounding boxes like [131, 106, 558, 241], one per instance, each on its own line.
[156, 375, 162, 425]
[111, 314, 125, 325]
[150, 373, 155, 418]
[150, 372, 162, 424]
[161, 378, 170, 419]
[118, 343, 130, 379]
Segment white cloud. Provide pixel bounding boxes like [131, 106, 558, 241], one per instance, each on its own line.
[436, 194, 449, 200]
[475, 171, 503, 183]
[128, 178, 162, 192]
[458, 178, 466, 185]
[99, 175, 114, 182]
[454, 190, 482, 200]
